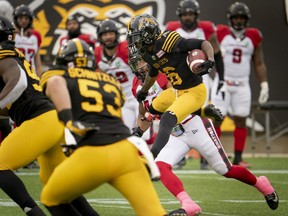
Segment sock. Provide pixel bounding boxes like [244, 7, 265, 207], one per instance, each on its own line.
[45, 204, 81, 216]
[156, 161, 184, 196]
[224, 165, 257, 185]
[25, 206, 46, 216]
[234, 127, 247, 162]
[151, 112, 177, 158]
[71, 196, 99, 216]
[0, 170, 40, 211]
[215, 127, 222, 138]
[254, 176, 275, 196]
[177, 191, 201, 215]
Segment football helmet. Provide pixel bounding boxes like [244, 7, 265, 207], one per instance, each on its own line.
[128, 51, 149, 82]
[177, 0, 200, 29]
[127, 14, 161, 53]
[0, 15, 15, 43]
[97, 19, 119, 49]
[227, 2, 251, 31]
[55, 38, 96, 70]
[66, 15, 81, 39]
[13, 4, 34, 31]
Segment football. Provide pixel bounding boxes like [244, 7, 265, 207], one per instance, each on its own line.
[186, 49, 207, 73]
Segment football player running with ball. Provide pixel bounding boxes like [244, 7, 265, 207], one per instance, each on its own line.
[127, 14, 215, 159]
[129, 53, 279, 216]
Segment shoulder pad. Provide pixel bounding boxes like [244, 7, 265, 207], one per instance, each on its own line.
[160, 31, 180, 53]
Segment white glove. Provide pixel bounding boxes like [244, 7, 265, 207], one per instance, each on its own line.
[258, 81, 269, 104]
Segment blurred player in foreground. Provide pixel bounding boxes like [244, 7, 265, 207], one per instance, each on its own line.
[40, 38, 172, 216]
[0, 16, 98, 216]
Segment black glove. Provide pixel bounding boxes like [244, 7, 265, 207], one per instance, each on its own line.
[136, 90, 148, 102]
[66, 120, 100, 136]
[216, 80, 225, 100]
[61, 144, 77, 157]
[132, 127, 144, 137]
[197, 60, 215, 76]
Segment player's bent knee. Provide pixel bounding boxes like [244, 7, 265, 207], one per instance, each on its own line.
[211, 162, 228, 175]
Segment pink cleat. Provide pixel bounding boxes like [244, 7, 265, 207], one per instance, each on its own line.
[254, 176, 279, 210]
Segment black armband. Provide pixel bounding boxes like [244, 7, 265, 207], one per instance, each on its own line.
[214, 51, 224, 81]
[58, 109, 73, 125]
[132, 127, 144, 137]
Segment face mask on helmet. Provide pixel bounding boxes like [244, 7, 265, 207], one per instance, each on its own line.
[127, 14, 161, 53]
[0, 15, 16, 43]
[128, 51, 149, 82]
[13, 4, 33, 31]
[55, 38, 96, 70]
[97, 19, 119, 50]
[176, 0, 200, 30]
[227, 2, 251, 31]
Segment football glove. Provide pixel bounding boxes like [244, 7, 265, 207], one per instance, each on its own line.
[196, 60, 215, 76]
[66, 120, 100, 137]
[216, 80, 226, 100]
[141, 112, 158, 122]
[136, 90, 148, 102]
[258, 81, 269, 104]
[132, 127, 144, 137]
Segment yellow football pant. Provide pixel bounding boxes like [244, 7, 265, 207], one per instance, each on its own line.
[152, 83, 207, 123]
[41, 140, 167, 216]
[0, 110, 66, 184]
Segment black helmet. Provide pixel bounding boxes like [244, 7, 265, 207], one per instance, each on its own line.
[127, 14, 161, 54]
[128, 51, 149, 83]
[227, 2, 251, 30]
[97, 19, 119, 49]
[65, 15, 81, 39]
[55, 38, 96, 70]
[176, 0, 200, 17]
[176, 0, 200, 30]
[0, 15, 16, 43]
[13, 4, 34, 30]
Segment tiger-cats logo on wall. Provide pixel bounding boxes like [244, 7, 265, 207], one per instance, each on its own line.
[12, 0, 166, 57]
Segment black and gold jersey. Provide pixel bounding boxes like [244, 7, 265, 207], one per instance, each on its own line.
[143, 30, 205, 90]
[0, 42, 53, 126]
[40, 67, 131, 146]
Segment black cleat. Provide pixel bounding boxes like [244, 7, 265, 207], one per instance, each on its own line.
[265, 191, 279, 210]
[168, 208, 187, 216]
[203, 104, 224, 121]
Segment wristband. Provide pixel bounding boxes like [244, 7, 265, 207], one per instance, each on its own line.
[58, 109, 73, 125]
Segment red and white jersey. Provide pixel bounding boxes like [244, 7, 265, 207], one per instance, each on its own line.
[166, 20, 215, 40]
[15, 29, 41, 70]
[59, 34, 96, 48]
[216, 25, 262, 82]
[132, 73, 169, 110]
[95, 41, 135, 100]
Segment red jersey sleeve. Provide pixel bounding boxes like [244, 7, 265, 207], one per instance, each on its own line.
[94, 45, 103, 68]
[117, 41, 129, 64]
[198, 21, 215, 40]
[30, 29, 42, 47]
[246, 28, 263, 47]
[166, 21, 181, 31]
[216, 24, 230, 43]
[78, 34, 96, 48]
[132, 77, 141, 98]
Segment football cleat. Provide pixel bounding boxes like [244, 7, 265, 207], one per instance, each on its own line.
[265, 191, 279, 210]
[203, 104, 224, 121]
[168, 208, 187, 216]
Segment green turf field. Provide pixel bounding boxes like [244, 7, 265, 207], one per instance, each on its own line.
[0, 157, 287, 215]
